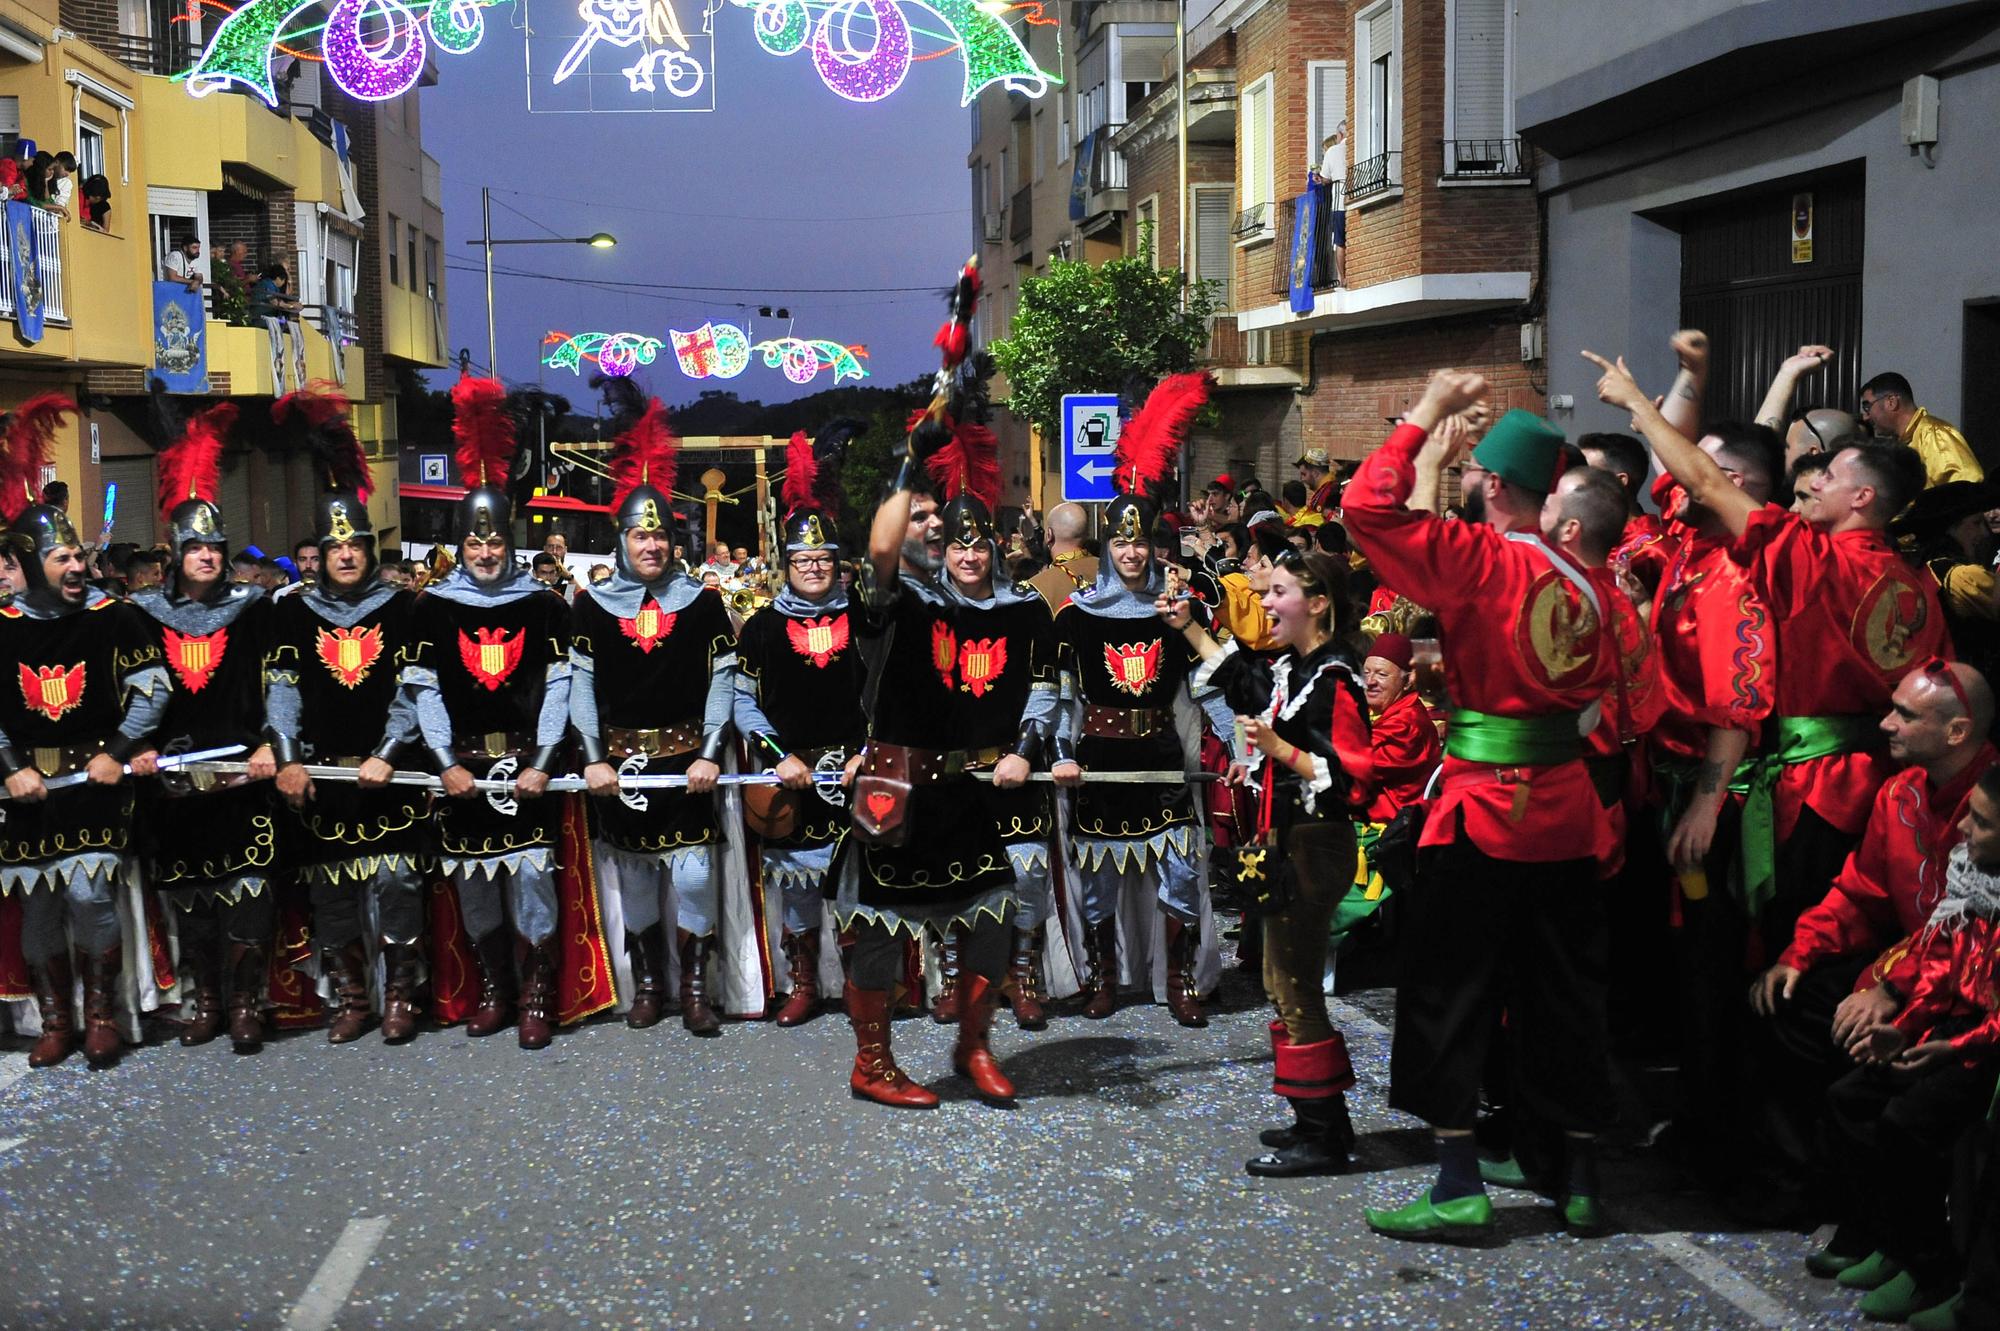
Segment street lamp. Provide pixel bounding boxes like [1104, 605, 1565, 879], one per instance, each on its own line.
[467, 186, 617, 377]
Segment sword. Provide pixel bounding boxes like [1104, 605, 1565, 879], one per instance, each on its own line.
[972, 770, 1221, 784]
[4, 745, 248, 799]
[189, 761, 848, 793]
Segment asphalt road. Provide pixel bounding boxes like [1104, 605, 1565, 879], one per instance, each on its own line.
[0, 967, 1866, 1330]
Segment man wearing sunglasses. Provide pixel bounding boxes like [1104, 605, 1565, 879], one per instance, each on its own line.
[1860, 371, 1982, 488]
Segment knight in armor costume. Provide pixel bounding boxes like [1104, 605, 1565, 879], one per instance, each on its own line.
[731, 422, 867, 1027]
[1052, 373, 1235, 1028]
[0, 394, 169, 1069]
[130, 392, 282, 1053]
[570, 386, 737, 1036]
[265, 388, 432, 1044]
[404, 378, 572, 1050]
[927, 487, 1062, 1032]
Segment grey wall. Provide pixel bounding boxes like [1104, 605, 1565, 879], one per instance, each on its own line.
[1541, 57, 2000, 439]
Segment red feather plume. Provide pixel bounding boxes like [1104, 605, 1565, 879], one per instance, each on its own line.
[780, 430, 816, 515]
[273, 384, 372, 501]
[925, 417, 1000, 513]
[450, 377, 515, 490]
[608, 396, 680, 513]
[932, 257, 981, 371]
[1116, 371, 1211, 498]
[0, 393, 76, 523]
[156, 401, 237, 521]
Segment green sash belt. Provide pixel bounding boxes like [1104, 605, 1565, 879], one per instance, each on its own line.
[1736, 715, 1881, 915]
[1444, 709, 1583, 767]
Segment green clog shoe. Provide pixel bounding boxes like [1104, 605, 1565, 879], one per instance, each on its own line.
[1806, 1244, 1869, 1278]
[1860, 1270, 1952, 1323]
[1560, 1194, 1611, 1238]
[1906, 1289, 1966, 1331]
[1479, 1154, 1530, 1189]
[1364, 1190, 1495, 1243]
[1837, 1251, 1905, 1291]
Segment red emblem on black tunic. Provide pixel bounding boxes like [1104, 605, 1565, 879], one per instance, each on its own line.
[955, 637, 1008, 698]
[19, 662, 85, 721]
[786, 614, 849, 668]
[1102, 640, 1161, 697]
[930, 621, 958, 690]
[458, 627, 525, 691]
[619, 601, 676, 654]
[162, 627, 227, 693]
[315, 625, 384, 688]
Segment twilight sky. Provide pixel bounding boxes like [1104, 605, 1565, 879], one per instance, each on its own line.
[417, 4, 975, 405]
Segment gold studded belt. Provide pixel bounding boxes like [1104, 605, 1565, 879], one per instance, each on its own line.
[604, 721, 704, 761]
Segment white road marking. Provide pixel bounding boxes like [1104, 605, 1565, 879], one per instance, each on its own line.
[282, 1216, 391, 1331]
[1638, 1229, 1805, 1329]
[0, 1137, 23, 1155]
[0, 1052, 29, 1095]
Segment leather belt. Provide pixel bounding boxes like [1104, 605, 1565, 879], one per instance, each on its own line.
[456, 730, 531, 762]
[30, 741, 108, 779]
[860, 741, 1004, 781]
[605, 721, 703, 760]
[958, 745, 1011, 771]
[1081, 705, 1172, 739]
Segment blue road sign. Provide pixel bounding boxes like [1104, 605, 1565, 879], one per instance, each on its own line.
[1061, 393, 1123, 503]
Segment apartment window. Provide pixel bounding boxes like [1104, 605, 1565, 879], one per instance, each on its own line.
[387, 215, 399, 286]
[1306, 61, 1348, 181]
[1237, 74, 1274, 239]
[1134, 195, 1158, 265]
[0, 96, 18, 159]
[1033, 108, 1046, 183]
[1012, 111, 1032, 189]
[76, 120, 106, 186]
[1356, 1, 1399, 162]
[407, 229, 418, 291]
[1446, 0, 1515, 175]
[969, 97, 981, 146]
[423, 236, 439, 299]
[1056, 90, 1070, 165]
[1193, 185, 1234, 312]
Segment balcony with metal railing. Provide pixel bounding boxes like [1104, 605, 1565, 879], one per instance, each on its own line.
[1346, 151, 1402, 203]
[1441, 138, 1528, 180]
[0, 206, 70, 328]
[1010, 183, 1033, 241]
[73, 28, 195, 77]
[1232, 201, 1271, 240]
[1266, 194, 1337, 297]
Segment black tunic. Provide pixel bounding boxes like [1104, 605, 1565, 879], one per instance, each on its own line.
[945, 593, 1056, 843]
[734, 600, 866, 849]
[572, 585, 732, 854]
[267, 589, 429, 868]
[1054, 601, 1200, 843]
[0, 597, 158, 869]
[1203, 640, 1371, 832]
[413, 587, 571, 859]
[133, 588, 279, 887]
[851, 585, 1010, 906]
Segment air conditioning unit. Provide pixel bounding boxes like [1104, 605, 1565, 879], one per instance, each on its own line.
[982, 211, 1004, 244]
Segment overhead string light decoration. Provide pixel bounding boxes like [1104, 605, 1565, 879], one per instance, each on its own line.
[185, 0, 492, 104]
[542, 331, 665, 378]
[544, 324, 868, 385]
[730, 0, 1054, 105]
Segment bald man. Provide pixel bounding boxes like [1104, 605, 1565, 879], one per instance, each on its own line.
[1784, 408, 1861, 470]
[1026, 501, 1099, 610]
[1747, 660, 1998, 1179]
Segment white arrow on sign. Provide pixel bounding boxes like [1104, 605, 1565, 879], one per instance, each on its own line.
[1076, 460, 1118, 481]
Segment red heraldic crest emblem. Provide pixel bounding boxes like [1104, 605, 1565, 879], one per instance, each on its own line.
[19, 662, 85, 721]
[786, 614, 849, 668]
[458, 627, 525, 691]
[1103, 640, 1161, 697]
[618, 600, 676, 654]
[315, 625, 385, 688]
[162, 627, 227, 693]
[930, 621, 958, 690]
[955, 637, 1007, 698]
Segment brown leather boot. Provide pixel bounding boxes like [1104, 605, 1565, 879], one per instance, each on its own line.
[1082, 916, 1118, 1019]
[465, 929, 516, 1038]
[677, 929, 722, 1036]
[774, 931, 820, 1027]
[516, 936, 556, 1050]
[624, 924, 667, 1029]
[846, 983, 938, 1109]
[225, 941, 268, 1054]
[323, 941, 373, 1043]
[79, 946, 124, 1068]
[178, 938, 225, 1047]
[953, 974, 1017, 1104]
[379, 942, 422, 1043]
[930, 928, 963, 1024]
[27, 953, 76, 1068]
[1163, 915, 1207, 1028]
[1005, 925, 1048, 1031]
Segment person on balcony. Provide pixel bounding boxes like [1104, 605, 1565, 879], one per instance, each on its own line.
[249, 263, 308, 392]
[161, 235, 204, 295]
[1311, 120, 1347, 288]
[79, 175, 109, 232]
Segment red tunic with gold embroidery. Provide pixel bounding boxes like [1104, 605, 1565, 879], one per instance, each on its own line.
[1649, 533, 1776, 764]
[1365, 687, 1441, 821]
[1343, 423, 1623, 865]
[1777, 746, 1996, 995]
[1731, 507, 1948, 838]
[1611, 512, 1675, 600]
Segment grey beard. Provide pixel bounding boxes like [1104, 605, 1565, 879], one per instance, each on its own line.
[901, 537, 941, 573]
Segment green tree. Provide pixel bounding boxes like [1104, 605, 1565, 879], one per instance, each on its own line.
[990, 241, 1219, 440]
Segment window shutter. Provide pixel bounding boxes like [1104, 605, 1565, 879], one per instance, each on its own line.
[1452, 0, 1506, 141]
[1368, 5, 1396, 63]
[1309, 64, 1346, 159]
[1195, 188, 1233, 310]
